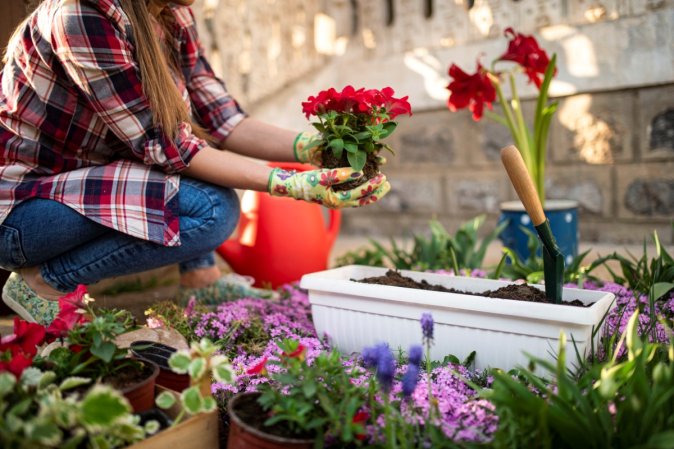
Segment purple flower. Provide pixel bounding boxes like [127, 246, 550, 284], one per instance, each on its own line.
[408, 345, 423, 367]
[401, 364, 419, 397]
[421, 313, 434, 342]
[376, 345, 395, 393]
[362, 343, 396, 392]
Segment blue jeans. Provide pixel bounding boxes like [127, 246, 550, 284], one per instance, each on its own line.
[0, 178, 239, 292]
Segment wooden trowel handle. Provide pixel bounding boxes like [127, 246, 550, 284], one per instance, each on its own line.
[500, 145, 546, 226]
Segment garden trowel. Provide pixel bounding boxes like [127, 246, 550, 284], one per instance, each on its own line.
[501, 145, 564, 303]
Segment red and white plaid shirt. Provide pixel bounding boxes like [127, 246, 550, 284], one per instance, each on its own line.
[0, 0, 245, 246]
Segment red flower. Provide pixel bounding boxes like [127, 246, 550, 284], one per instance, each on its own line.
[0, 348, 33, 377]
[446, 62, 496, 121]
[273, 185, 288, 196]
[46, 284, 90, 341]
[498, 27, 556, 89]
[352, 410, 370, 441]
[302, 86, 412, 120]
[282, 343, 306, 361]
[0, 317, 46, 357]
[358, 184, 378, 206]
[246, 357, 268, 376]
[0, 317, 47, 377]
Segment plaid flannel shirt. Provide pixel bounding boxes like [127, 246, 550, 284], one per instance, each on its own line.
[0, 0, 245, 246]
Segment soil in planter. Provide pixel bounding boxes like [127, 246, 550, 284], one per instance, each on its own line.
[102, 359, 155, 390]
[232, 393, 315, 440]
[354, 270, 587, 307]
[321, 149, 381, 192]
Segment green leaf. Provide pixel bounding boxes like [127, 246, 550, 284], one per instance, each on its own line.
[29, 421, 63, 445]
[90, 341, 116, 363]
[652, 282, 674, 301]
[81, 385, 131, 427]
[188, 357, 207, 380]
[213, 363, 234, 384]
[302, 380, 317, 398]
[0, 372, 17, 396]
[343, 142, 359, 154]
[328, 138, 344, 152]
[169, 352, 191, 374]
[155, 390, 177, 409]
[202, 396, 217, 413]
[144, 420, 160, 435]
[59, 376, 92, 391]
[380, 121, 397, 138]
[180, 386, 203, 415]
[347, 151, 366, 172]
[20, 367, 43, 387]
[37, 371, 57, 389]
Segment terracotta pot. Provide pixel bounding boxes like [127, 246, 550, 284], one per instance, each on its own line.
[130, 341, 190, 392]
[120, 360, 160, 413]
[227, 392, 314, 449]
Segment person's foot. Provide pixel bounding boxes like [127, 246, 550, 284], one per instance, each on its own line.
[175, 273, 278, 307]
[2, 272, 60, 325]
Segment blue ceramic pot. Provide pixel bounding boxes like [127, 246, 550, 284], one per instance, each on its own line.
[498, 200, 579, 266]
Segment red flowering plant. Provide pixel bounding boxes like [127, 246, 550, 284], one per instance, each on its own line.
[447, 27, 558, 203]
[301, 86, 412, 190]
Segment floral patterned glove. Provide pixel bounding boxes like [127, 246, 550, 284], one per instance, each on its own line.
[293, 131, 322, 166]
[268, 167, 391, 208]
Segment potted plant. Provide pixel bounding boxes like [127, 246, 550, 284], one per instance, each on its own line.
[446, 28, 578, 263]
[299, 85, 412, 191]
[227, 339, 368, 449]
[36, 286, 159, 413]
[128, 337, 236, 449]
[300, 265, 615, 372]
[0, 315, 161, 448]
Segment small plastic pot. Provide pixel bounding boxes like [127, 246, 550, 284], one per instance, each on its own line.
[130, 341, 190, 392]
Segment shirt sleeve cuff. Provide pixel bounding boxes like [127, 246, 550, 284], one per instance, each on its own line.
[143, 122, 208, 174]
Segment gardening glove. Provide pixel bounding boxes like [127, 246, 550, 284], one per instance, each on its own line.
[268, 167, 391, 209]
[293, 131, 323, 167]
[293, 131, 388, 168]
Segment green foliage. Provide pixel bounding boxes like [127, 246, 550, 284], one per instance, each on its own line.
[590, 228, 674, 297]
[156, 338, 234, 425]
[335, 215, 506, 273]
[485, 311, 674, 449]
[493, 227, 600, 285]
[308, 109, 398, 172]
[256, 339, 367, 447]
[143, 300, 206, 341]
[37, 307, 137, 381]
[0, 368, 153, 449]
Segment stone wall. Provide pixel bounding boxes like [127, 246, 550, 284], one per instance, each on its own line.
[193, 0, 674, 244]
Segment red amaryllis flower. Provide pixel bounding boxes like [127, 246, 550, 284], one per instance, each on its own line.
[498, 27, 556, 89]
[352, 410, 370, 441]
[446, 62, 496, 121]
[246, 357, 268, 376]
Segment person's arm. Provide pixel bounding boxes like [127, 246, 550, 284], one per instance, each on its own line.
[219, 118, 298, 162]
[183, 146, 272, 191]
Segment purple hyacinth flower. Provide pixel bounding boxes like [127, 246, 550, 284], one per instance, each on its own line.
[421, 313, 434, 342]
[376, 345, 395, 393]
[362, 343, 383, 368]
[401, 364, 420, 397]
[408, 344, 423, 367]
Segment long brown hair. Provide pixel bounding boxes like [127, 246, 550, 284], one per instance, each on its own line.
[6, 0, 210, 141]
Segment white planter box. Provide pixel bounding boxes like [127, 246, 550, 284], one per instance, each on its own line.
[300, 265, 615, 372]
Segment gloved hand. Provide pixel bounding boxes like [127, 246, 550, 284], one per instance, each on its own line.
[293, 131, 323, 166]
[293, 131, 388, 167]
[268, 167, 391, 208]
